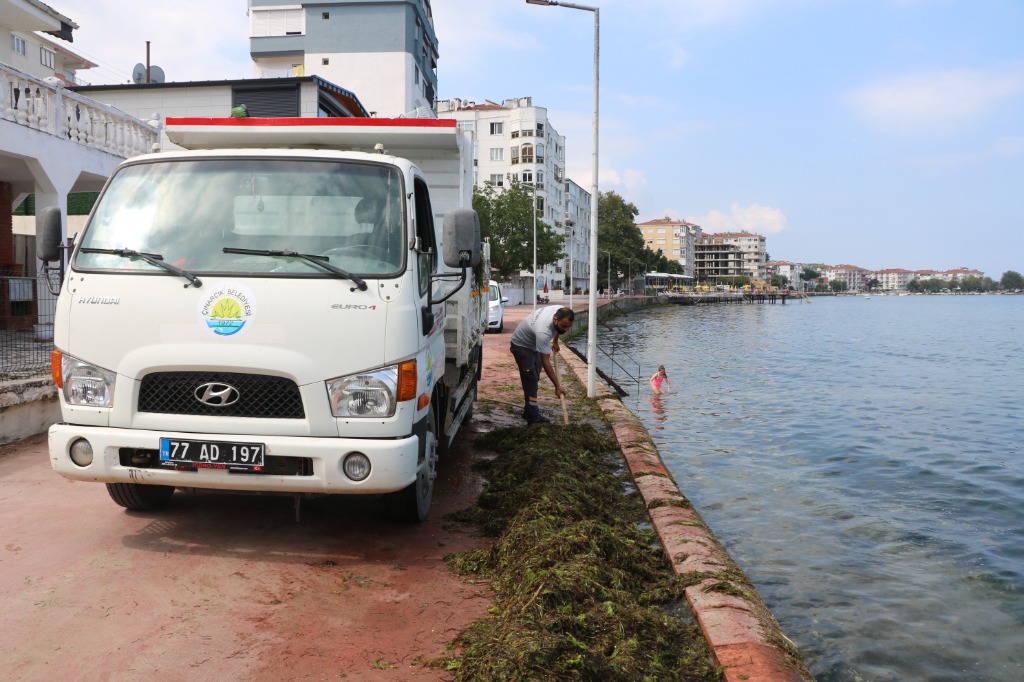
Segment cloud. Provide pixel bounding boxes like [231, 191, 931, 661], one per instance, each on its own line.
[992, 136, 1024, 157]
[53, 1, 252, 84]
[688, 203, 788, 234]
[845, 63, 1024, 134]
[654, 41, 690, 71]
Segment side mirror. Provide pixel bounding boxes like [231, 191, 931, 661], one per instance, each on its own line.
[441, 208, 480, 269]
[36, 206, 64, 262]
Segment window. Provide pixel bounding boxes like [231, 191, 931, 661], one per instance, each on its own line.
[489, 148, 503, 161]
[322, 58, 329, 65]
[536, 170, 544, 189]
[414, 177, 437, 296]
[488, 174, 504, 187]
[520, 128, 534, 137]
[521, 144, 534, 164]
[322, 12, 329, 19]
[656, 228, 666, 234]
[536, 143, 545, 163]
[490, 122, 503, 135]
[537, 123, 545, 134]
[11, 35, 27, 56]
[511, 130, 519, 139]
[510, 146, 519, 165]
[251, 8, 305, 37]
[536, 196, 545, 212]
[40, 47, 55, 69]
[522, 170, 533, 183]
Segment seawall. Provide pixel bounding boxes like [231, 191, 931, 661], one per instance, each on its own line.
[564, 299, 812, 681]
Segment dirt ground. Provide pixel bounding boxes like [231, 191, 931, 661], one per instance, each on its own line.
[0, 304, 551, 681]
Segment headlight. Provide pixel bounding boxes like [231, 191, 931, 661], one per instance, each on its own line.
[326, 366, 398, 418]
[61, 354, 116, 407]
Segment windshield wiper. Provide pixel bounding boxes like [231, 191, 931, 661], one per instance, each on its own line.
[222, 247, 368, 291]
[80, 247, 202, 288]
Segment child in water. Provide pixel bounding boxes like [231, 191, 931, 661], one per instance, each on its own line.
[650, 365, 671, 395]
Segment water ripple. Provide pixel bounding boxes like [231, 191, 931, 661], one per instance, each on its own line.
[603, 296, 1024, 681]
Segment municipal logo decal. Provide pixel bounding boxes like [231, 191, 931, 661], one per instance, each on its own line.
[198, 284, 256, 337]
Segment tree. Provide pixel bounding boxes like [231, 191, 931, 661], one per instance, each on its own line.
[1001, 270, 1024, 290]
[865, 278, 881, 291]
[770, 274, 789, 289]
[799, 267, 820, 291]
[597, 191, 648, 289]
[473, 180, 563, 280]
[829, 280, 848, 292]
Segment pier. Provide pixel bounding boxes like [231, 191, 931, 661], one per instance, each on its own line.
[659, 290, 805, 305]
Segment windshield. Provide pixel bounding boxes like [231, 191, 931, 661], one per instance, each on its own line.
[75, 158, 405, 276]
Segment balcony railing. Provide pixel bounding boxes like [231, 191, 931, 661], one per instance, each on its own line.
[1, 61, 159, 158]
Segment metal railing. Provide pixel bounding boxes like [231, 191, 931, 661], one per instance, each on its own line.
[1, 61, 159, 157]
[0, 271, 58, 379]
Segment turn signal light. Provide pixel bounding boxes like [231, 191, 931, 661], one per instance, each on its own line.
[51, 349, 63, 388]
[397, 360, 417, 402]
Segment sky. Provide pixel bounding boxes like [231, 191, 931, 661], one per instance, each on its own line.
[51, 0, 1024, 278]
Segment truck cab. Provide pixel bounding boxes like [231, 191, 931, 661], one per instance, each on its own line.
[40, 118, 486, 522]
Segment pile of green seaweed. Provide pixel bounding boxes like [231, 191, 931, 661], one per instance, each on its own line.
[436, 423, 721, 681]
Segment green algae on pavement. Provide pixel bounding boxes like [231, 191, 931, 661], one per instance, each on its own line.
[435, 423, 722, 681]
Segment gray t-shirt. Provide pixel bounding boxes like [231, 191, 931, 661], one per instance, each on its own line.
[511, 305, 562, 354]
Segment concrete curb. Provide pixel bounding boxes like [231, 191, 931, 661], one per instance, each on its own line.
[0, 377, 59, 445]
[557, 346, 813, 682]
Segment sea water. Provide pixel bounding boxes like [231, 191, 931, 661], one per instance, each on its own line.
[593, 295, 1023, 681]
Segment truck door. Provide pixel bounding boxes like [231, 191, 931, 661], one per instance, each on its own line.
[413, 177, 439, 335]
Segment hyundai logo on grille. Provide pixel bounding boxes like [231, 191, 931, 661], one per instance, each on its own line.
[194, 382, 241, 407]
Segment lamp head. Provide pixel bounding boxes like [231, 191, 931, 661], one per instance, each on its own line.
[526, 0, 555, 4]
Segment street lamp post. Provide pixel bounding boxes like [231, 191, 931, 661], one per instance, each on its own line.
[532, 181, 537, 313]
[603, 250, 611, 296]
[526, 0, 599, 397]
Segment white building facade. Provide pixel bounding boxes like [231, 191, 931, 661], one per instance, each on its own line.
[248, 0, 437, 117]
[437, 97, 589, 296]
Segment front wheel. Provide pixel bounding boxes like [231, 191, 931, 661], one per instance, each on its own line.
[390, 405, 438, 523]
[106, 482, 175, 510]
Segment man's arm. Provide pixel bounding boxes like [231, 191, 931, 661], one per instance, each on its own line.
[539, 352, 565, 398]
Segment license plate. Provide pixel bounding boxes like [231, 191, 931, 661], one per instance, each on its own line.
[159, 438, 265, 471]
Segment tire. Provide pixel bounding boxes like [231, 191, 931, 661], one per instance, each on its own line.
[391, 404, 437, 523]
[106, 482, 175, 510]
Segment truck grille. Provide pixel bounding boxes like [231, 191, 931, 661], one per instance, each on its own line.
[138, 372, 305, 419]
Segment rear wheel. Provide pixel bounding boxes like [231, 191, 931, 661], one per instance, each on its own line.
[391, 404, 437, 523]
[106, 482, 175, 510]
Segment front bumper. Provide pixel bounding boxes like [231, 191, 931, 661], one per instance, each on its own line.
[48, 424, 420, 495]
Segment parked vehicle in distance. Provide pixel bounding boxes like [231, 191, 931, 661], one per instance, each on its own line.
[487, 280, 507, 332]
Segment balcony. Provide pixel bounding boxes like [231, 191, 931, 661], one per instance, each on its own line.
[1, 62, 158, 158]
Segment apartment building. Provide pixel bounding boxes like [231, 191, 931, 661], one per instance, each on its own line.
[437, 96, 588, 294]
[248, 0, 437, 117]
[5, 23, 95, 85]
[564, 179, 592, 293]
[637, 217, 701, 278]
[696, 231, 766, 282]
[823, 264, 869, 291]
[868, 268, 917, 288]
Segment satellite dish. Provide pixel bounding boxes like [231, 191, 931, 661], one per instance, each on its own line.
[131, 63, 166, 84]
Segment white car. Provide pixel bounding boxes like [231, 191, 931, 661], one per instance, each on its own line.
[487, 280, 508, 332]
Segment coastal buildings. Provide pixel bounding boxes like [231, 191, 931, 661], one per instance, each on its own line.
[823, 264, 869, 292]
[695, 231, 767, 283]
[436, 96, 591, 296]
[248, 0, 437, 118]
[637, 217, 701, 278]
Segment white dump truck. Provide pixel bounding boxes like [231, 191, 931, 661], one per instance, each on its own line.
[37, 117, 487, 522]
